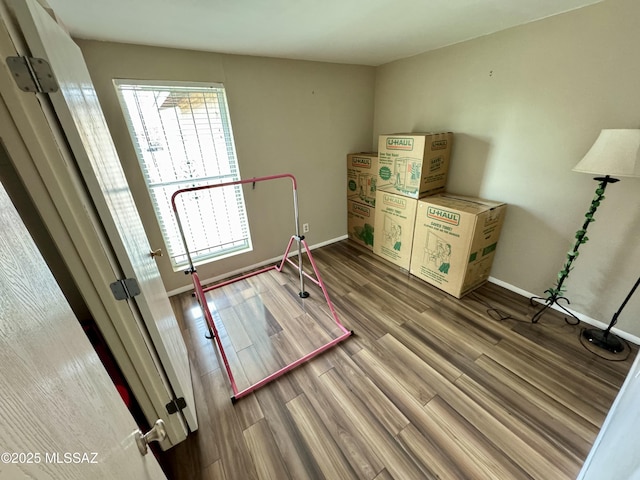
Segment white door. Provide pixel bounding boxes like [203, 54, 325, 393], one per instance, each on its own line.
[0, 177, 167, 480]
[9, 0, 197, 432]
[578, 353, 640, 479]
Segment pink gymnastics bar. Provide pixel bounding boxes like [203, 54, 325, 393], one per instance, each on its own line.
[171, 173, 353, 402]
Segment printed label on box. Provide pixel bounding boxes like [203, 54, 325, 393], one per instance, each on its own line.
[347, 152, 378, 208]
[347, 200, 375, 250]
[373, 191, 418, 270]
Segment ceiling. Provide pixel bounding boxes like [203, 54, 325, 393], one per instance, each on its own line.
[46, 0, 604, 66]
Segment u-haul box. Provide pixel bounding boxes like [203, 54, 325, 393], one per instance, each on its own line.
[372, 191, 419, 270]
[410, 194, 507, 298]
[377, 133, 453, 199]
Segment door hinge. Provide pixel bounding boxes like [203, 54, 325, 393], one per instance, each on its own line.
[109, 277, 141, 301]
[6, 56, 59, 93]
[166, 397, 187, 415]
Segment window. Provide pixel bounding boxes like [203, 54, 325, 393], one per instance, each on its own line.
[114, 81, 252, 270]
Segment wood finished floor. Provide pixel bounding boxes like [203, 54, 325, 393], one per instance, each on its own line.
[159, 240, 637, 480]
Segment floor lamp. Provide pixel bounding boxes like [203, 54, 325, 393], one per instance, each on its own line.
[530, 129, 640, 332]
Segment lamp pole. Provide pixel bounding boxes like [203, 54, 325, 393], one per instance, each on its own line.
[529, 175, 618, 323]
[582, 276, 639, 353]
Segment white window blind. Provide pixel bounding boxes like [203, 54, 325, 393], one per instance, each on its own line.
[114, 81, 252, 269]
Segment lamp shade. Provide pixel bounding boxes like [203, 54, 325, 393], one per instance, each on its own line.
[573, 129, 640, 178]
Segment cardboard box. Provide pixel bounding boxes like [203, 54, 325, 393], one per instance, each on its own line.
[373, 191, 419, 270]
[347, 152, 379, 207]
[347, 199, 375, 250]
[377, 132, 453, 199]
[410, 194, 507, 298]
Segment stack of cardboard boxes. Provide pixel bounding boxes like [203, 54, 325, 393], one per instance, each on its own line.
[373, 133, 453, 270]
[347, 132, 507, 298]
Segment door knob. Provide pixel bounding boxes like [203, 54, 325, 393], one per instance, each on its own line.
[134, 419, 167, 455]
[150, 248, 163, 258]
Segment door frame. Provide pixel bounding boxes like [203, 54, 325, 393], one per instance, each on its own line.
[0, 145, 167, 480]
[0, 0, 187, 448]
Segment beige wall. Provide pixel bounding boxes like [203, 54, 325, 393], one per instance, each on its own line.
[77, 40, 375, 293]
[78, 0, 640, 338]
[374, 0, 640, 337]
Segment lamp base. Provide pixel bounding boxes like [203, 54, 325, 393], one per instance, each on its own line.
[582, 328, 625, 354]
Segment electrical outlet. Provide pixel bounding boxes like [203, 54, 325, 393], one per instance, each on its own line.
[303, 223, 310, 233]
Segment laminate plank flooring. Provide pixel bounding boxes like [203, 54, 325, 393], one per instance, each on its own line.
[159, 240, 637, 480]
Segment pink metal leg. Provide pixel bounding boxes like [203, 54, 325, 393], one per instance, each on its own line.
[202, 265, 276, 293]
[233, 330, 352, 400]
[191, 272, 239, 396]
[173, 174, 352, 402]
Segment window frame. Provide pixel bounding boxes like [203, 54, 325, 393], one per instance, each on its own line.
[113, 79, 252, 271]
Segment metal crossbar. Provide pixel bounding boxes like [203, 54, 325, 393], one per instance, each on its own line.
[171, 173, 352, 402]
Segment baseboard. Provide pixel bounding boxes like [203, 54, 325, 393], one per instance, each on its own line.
[167, 235, 348, 297]
[488, 276, 640, 346]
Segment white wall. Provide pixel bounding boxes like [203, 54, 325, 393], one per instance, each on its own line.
[374, 0, 640, 338]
